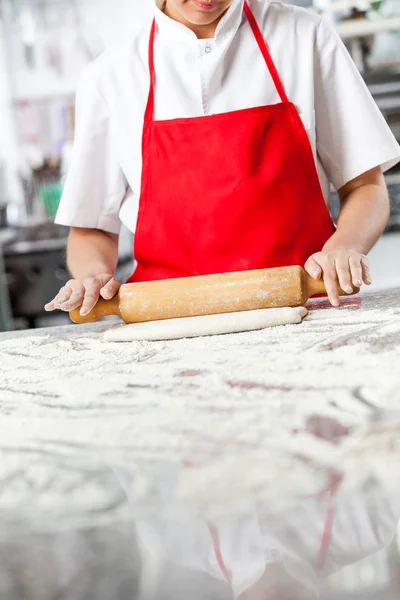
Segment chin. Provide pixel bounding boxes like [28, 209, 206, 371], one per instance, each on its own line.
[185, 13, 220, 24]
[183, 13, 221, 25]
[183, 1, 227, 24]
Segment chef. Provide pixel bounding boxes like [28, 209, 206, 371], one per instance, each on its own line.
[46, 0, 400, 316]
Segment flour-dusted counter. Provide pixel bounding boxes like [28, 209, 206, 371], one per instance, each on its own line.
[0, 292, 400, 599]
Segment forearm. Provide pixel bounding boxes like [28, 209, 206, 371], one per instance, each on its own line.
[305, 169, 387, 305]
[46, 228, 120, 314]
[324, 179, 390, 254]
[67, 227, 119, 280]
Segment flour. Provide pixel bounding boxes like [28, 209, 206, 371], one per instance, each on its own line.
[0, 294, 400, 524]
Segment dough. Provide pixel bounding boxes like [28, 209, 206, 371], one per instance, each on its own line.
[104, 306, 308, 342]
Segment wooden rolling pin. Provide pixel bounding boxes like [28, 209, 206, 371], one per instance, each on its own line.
[70, 266, 357, 325]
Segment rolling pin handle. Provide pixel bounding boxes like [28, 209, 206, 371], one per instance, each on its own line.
[304, 271, 359, 299]
[69, 296, 120, 324]
[306, 275, 328, 298]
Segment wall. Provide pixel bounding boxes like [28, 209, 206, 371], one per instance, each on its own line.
[5, 0, 151, 100]
[0, 17, 22, 204]
[0, 0, 152, 204]
[94, 0, 152, 46]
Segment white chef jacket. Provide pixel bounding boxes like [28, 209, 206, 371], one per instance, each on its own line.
[55, 0, 400, 235]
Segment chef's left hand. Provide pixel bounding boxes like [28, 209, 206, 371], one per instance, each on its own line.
[305, 248, 371, 307]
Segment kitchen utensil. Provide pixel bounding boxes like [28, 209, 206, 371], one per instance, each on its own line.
[40, 181, 63, 219]
[69, 265, 358, 325]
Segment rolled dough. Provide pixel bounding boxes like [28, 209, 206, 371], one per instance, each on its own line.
[103, 306, 308, 342]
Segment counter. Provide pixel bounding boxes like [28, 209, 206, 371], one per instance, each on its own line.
[0, 291, 400, 599]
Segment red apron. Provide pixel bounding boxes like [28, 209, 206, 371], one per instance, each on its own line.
[129, 2, 335, 284]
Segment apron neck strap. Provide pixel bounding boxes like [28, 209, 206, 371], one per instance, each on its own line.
[144, 19, 157, 125]
[243, 2, 289, 104]
[145, 1, 289, 123]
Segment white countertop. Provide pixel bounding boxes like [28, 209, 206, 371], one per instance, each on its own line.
[0, 291, 400, 598]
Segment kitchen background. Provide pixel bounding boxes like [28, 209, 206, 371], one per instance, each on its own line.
[0, 0, 399, 332]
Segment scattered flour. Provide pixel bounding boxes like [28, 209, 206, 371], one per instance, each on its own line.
[0, 294, 399, 524]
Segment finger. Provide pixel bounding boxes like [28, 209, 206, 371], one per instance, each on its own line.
[53, 279, 84, 308]
[322, 263, 340, 307]
[44, 302, 57, 312]
[361, 256, 372, 285]
[335, 253, 353, 295]
[45, 297, 58, 311]
[60, 287, 85, 311]
[100, 278, 120, 300]
[349, 254, 363, 288]
[80, 283, 101, 316]
[45, 286, 72, 311]
[304, 256, 322, 280]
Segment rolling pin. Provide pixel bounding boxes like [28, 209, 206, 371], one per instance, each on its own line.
[70, 265, 357, 325]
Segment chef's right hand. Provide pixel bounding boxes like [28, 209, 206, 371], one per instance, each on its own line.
[45, 274, 120, 317]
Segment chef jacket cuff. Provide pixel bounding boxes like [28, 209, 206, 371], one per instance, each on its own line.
[54, 212, 121, 235]
[331, 148, 400, 192]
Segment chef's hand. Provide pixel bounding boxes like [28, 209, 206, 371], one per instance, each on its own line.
[305, 248, 371, 307]
[45, 274, 120, 316]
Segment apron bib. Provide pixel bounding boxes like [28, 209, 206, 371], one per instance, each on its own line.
[129, 2, 335, 283]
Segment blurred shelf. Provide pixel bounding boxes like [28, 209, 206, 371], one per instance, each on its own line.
[0, 229, 16, 248]
[4, 237, 67, 256]
[375, 95, 400, 113]
[12, 89, 76, 104]
[367, 58, 400, 73]
[368, 80, 400, 96]
[386, 171, 400, 185]
[336, 17, 400, 40]
[2, 223, 68, 257]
